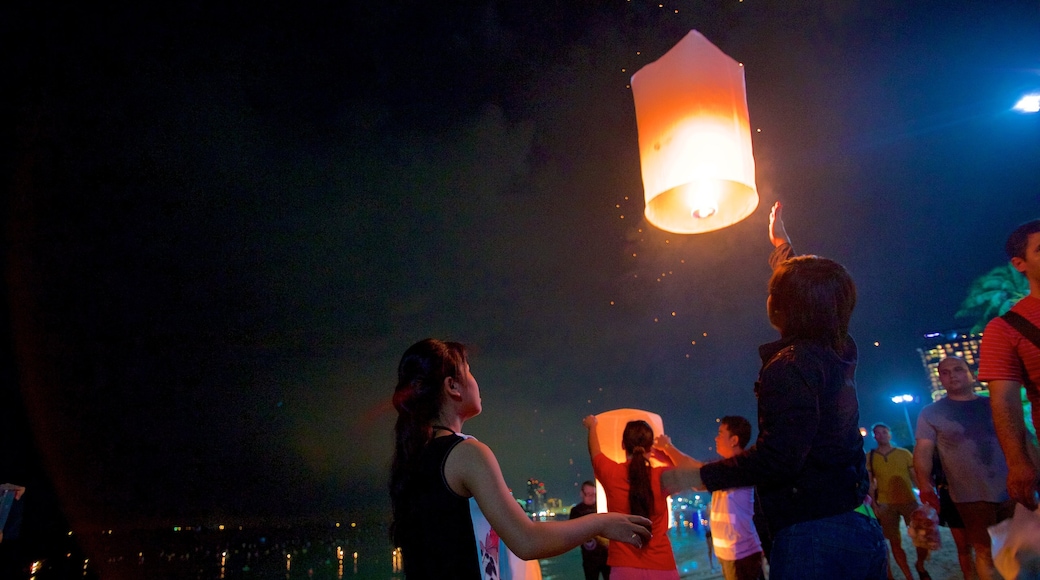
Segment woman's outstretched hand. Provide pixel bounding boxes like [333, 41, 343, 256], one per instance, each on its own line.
[653, 433, 703, 469]
[768, 201, 791, 248]
[582, 415, 598, 430]
[598, 513, 653, 548]
[653, 434, 672, 450]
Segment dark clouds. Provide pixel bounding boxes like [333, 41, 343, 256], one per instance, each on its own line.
[3, 0, 1039, 529]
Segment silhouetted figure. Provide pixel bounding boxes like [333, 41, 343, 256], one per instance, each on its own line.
[569, 481, 610, 580]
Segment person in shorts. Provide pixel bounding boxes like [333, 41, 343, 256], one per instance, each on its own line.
[914, 356, 1014, 580]
[867, 423, 929, 580]
[932, 453, 973, 580]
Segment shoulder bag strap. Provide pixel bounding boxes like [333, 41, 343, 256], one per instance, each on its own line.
[1001, 311, 1040, 351]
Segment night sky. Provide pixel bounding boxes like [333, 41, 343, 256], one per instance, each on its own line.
[3, 0, 1039, 533]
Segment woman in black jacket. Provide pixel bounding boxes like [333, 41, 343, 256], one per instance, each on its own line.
[663, 202, 887, 580]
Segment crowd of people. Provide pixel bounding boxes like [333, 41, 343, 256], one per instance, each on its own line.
[388, 207, 1040, 580]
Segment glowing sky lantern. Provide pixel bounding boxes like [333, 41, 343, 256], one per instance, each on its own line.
[592, 408, 668, 518]
[631, 30, 758, 234]
[594, 408, 665, 464]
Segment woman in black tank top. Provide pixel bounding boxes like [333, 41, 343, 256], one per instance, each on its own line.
[389, 339, 652, 578]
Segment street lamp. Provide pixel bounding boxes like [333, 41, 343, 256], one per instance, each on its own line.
[1013, 94, 1040, 113]
[891, 394, 915, 441]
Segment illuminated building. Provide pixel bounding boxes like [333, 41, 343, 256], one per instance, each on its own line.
[917, 329, 984, 401]
[526, 479, 547, 513]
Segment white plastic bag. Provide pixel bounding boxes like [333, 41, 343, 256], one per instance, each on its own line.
[989, 503, 1040, 580]
[908, 504, 941, 550]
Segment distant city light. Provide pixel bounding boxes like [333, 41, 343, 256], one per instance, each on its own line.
[892, 394, 917, 438]
[1014, 94, 1040, 113]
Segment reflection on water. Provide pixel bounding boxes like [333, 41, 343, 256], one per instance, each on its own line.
[17, 519, 410, 580]
[15, 515, 711, 579]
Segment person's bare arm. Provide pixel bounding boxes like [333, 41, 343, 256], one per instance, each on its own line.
[653, 434, 703, 469]
[768, 202, 791, 248]
[906, 454, 920, 490]
[767, 202, 795, 271]
[661, 466, 704, 496]
[446, 438, 651, 559]
[989, 379, 1040, 509]
[583, 415, 603, 458]
[913, 438, 939, 510]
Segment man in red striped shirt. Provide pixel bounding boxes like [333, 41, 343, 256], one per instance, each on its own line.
[978, 219, 1040, 510]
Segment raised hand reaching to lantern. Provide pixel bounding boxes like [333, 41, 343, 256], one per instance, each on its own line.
[768, 201, 791, 249]
[767, 202, 797, 273]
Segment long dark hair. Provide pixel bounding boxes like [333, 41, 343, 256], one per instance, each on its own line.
[768, 255, 856, 352]
[389, 338, 467, 545]
[622, 420, 655, 518]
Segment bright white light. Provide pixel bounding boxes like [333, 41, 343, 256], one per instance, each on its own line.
[891, 394, 913, 404]
[1014, 94, 1040, 113]
[685, 181, 720, 219]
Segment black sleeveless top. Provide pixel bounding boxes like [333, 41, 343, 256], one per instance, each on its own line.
[399, 434, 481, 579]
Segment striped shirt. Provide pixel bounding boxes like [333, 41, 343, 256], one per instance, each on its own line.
[979, 294, 1040, 408]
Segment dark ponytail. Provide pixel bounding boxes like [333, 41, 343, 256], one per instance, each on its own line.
[389, 339, 467, 545]
[623, 421, 655, 519]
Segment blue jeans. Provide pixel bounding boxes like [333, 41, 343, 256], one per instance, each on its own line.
[769, 510, 888, 580]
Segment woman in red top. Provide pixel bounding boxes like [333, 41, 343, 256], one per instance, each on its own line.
[584, 415, 679, 580]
